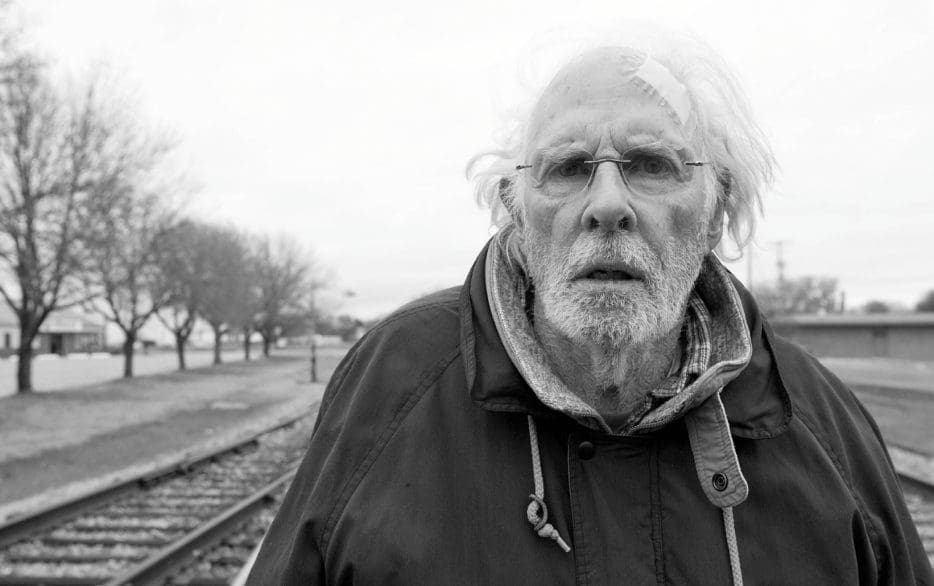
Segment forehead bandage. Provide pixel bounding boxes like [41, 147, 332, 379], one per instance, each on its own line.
[629, 57, 692, 126]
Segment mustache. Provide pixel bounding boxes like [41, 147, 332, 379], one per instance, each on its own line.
[564, 233, 660, 277]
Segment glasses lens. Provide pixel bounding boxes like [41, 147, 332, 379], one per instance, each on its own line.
[620, 146, 695, 196]
[532, 154, 594, 198]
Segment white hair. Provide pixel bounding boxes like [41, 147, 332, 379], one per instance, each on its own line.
[467, 26, 776, 260]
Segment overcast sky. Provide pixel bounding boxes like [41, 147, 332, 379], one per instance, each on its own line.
[16, 0, 934, 318]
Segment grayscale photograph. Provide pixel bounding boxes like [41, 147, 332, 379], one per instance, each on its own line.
[0, 0, 932, 584]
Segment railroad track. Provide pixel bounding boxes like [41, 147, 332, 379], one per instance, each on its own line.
[0, 414, 314, 585]
[2, 412, 931, 584]
[900, 473, 934, 569]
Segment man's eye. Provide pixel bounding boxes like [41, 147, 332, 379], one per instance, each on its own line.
[626, 154, 678, 178]
[631, 155, 671, 175]
[555, 160, 590, 178]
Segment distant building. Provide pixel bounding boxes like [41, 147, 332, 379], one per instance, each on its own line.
[0, 306, 16, 357]
[38, 310, 107, 354]
[772, 313, 934, 361]
[0, 305, 106, 356]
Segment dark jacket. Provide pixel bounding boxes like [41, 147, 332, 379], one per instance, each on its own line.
[248, 245, 932, 585]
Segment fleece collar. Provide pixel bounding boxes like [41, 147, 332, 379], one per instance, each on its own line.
[460, 237, 792, 440]
[483, 231, 752, 435]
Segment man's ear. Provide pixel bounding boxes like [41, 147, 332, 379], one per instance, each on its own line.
[706, 169, 731, 250]
[707, 205, 725, 250]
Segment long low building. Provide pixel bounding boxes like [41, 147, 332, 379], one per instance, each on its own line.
[771, 313, 934, 361]
[0, 305, 106, 357]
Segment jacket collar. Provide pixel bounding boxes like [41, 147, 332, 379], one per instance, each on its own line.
[460, 239, 793, 439]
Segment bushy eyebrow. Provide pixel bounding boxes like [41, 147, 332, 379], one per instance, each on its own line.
[624, 141, 685, 159]
[533, 143, 592, 164]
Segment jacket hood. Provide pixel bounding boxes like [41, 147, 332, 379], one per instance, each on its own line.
[460, 238, 792, 439]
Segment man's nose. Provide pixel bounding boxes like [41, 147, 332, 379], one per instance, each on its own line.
[581, 161, 637, 233]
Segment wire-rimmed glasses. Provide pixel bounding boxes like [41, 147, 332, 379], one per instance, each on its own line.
[515, 145, 710, 198]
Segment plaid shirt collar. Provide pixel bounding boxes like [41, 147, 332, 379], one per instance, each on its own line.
[651, 291, 712, 401]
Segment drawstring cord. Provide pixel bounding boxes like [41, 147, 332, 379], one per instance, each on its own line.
[525, 414, 742, 585]
[526, 416, 571, 553]
[686, 392, 747, 586]
[722, 506, 743, 586]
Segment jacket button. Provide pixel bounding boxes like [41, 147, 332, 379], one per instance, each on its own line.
[578, 441, 596, 460]
[712, 472, 729, 492]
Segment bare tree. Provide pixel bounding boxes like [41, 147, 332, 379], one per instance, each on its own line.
[230, 232, 262, 361]
[75, 71, 179, 378]
[160, 303, 198, 369]
[253, 235, 317, 357]
[863, 300, 891, 314]
[195, 224, 253, 365]
[753, 276, 842, 317]
[85, 189, 176, 378]
[916, 290, 934, 313]
[0, 2, 19, 73]
[154, 220, 207, 370]
[0, 54, 120, 392]
[236, 266, 260, 362]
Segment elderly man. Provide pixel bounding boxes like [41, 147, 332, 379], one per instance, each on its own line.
[248, 38, 932, 584]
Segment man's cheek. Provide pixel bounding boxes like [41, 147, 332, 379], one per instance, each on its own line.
[669, 202, 707, 240]
[523, 200, 555, 234]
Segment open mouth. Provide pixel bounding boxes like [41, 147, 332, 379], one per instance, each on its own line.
[575, 264, 643, 282]
[585, 269, 636, 281]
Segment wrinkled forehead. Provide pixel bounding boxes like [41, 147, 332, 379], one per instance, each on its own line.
[526, 48, 692, 151]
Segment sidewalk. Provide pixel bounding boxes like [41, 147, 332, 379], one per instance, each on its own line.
[0, 347, 348, 524]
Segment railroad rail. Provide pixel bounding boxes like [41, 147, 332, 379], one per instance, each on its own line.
[0, 413, 314, 585]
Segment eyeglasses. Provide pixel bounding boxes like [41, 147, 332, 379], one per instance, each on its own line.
[515, 145, 711, 198]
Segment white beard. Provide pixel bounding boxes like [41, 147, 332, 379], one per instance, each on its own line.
[522, 224, 709, 349]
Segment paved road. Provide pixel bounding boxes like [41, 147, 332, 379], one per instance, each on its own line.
[0, 349, 263, 398]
